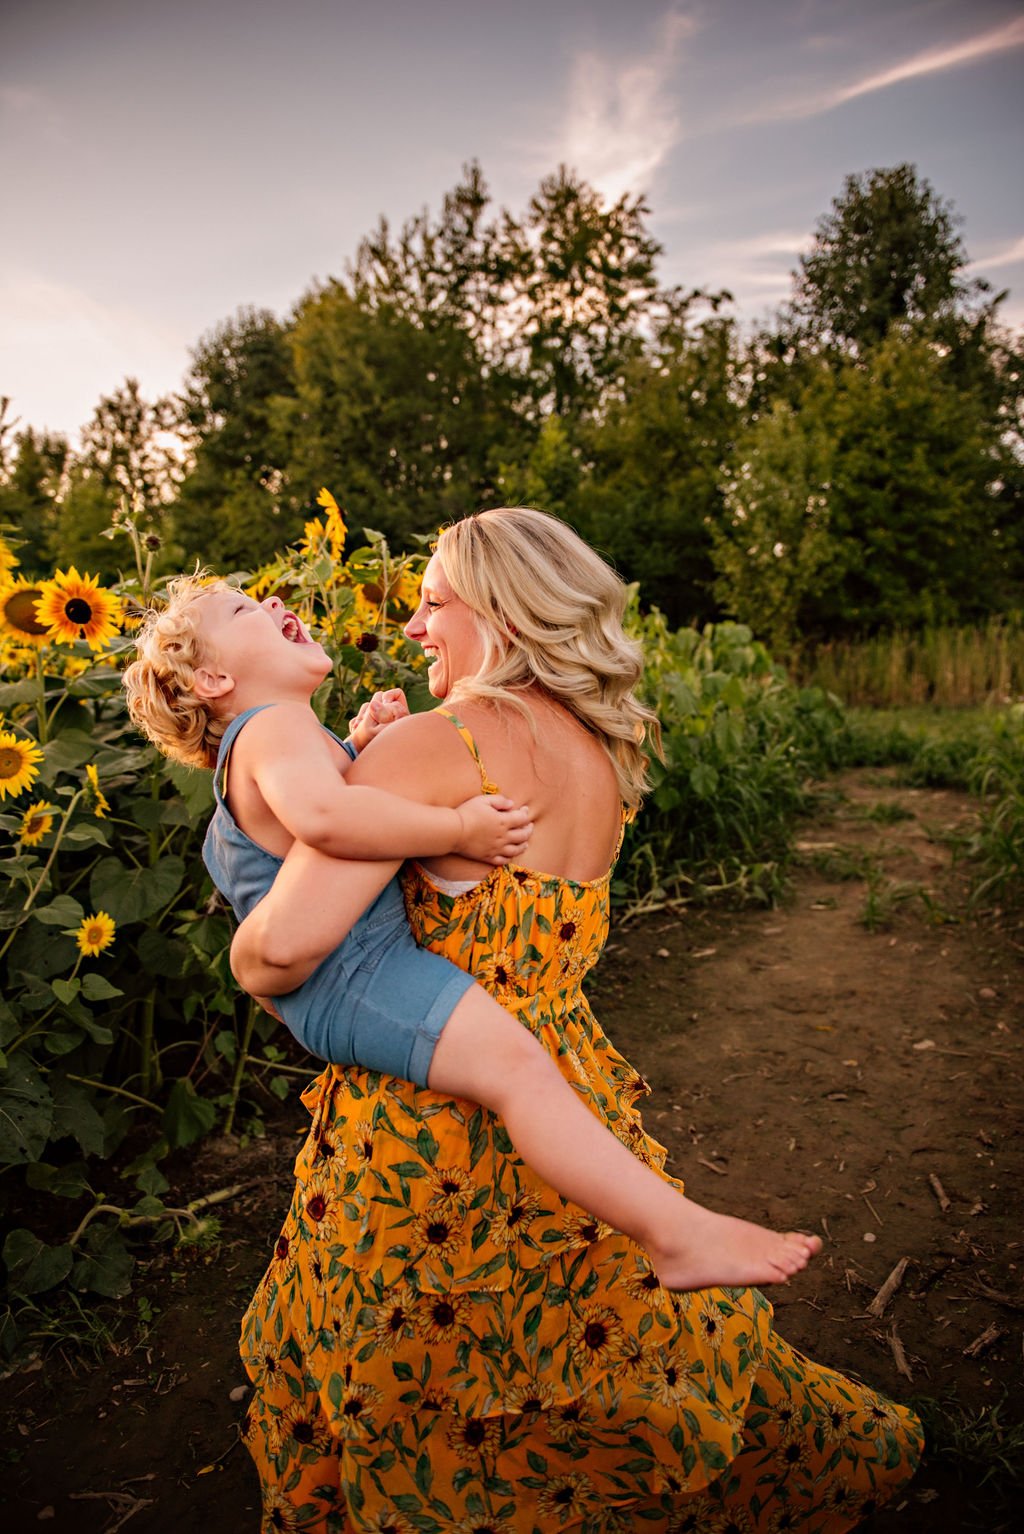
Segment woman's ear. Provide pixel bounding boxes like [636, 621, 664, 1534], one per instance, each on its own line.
[192, 665, 236, 701]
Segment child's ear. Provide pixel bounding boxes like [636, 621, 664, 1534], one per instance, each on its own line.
[192, 665, 236, 702]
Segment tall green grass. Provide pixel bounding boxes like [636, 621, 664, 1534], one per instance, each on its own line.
[801, 619, 1024, 708]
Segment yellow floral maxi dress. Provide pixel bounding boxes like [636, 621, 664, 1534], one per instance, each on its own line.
[239, 715, 922, 1534]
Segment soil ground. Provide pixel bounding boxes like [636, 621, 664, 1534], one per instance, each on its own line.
[3, 768, 1022, 1534]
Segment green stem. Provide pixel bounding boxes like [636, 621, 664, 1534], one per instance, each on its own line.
[138, 993, 157, 1098]
[34, 651, 48, 745]
[222, 999, 260, 1137]
[0, 790, 85, 963]
[65, 1073, 158, 1110]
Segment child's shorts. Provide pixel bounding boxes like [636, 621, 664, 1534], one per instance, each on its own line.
[276, 876, 475, 1088]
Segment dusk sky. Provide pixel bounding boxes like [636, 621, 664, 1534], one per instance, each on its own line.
[3, 0, 1022, 443]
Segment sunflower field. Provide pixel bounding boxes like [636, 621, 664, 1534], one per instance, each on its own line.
[0, 492, 433, 1347]
[0, 492, 845, 1347]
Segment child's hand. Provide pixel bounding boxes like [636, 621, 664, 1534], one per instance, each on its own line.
[349, 689, 410, 753]
[453, 794, 533, 865]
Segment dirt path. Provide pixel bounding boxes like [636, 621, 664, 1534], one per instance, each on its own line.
[4, 769, 1022, 1533]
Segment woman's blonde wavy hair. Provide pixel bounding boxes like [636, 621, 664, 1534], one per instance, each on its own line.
[121, 574, 229, 769]
[436, 508, 661, 808]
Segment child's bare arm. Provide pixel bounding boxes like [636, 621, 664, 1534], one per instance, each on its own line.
[231, 842, 397, 994]
[241, 704, 531, 864]
[349, 688, 409, 753]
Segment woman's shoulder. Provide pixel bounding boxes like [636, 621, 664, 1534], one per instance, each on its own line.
[346, 706, 484, 798]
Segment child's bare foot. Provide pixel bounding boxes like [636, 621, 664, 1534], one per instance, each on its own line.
[647, 1199, 823, 1292]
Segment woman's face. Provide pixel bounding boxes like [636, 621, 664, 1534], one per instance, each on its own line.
[404, 554, 486, 698]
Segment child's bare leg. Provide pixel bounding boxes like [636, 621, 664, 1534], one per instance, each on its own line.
[427, 987, 822, 1291]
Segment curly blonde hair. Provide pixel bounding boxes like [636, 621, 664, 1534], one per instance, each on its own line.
[436, 508, 661, 808]
[122, 574, 229, 769]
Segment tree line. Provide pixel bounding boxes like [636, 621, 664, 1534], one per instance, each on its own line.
[2, 162, 1021, 648]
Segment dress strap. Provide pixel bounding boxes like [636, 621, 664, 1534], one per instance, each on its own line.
[435, 710, 501, 796]
[212, 705, 273, 805]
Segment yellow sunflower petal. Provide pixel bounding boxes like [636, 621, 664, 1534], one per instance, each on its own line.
[18, 799, 57, 846]
[35, 567, 123, 650]
[0, 730, 44, 801]
[0, 578, 52, 647]
[74, 910, 116, 958]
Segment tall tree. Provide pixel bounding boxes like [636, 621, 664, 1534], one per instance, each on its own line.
[0, 427, 68, 574]
[54, 379, 180, 576]
[714, 331, 1017, 643]
[792, 163, 990, 353]
[172, 308, 295, 570]
[497, 167, 662, 417]
[572, 306, 741, 625]
[276, 283, 522, 547]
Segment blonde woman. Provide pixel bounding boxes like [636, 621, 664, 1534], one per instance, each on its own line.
[230, 508, 922, 1533]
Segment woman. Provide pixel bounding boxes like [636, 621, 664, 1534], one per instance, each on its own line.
[231, 508, 922, 1533]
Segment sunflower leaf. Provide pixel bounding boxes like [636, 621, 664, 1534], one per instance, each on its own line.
[0, 1059, 54, 1167]
[89, 854, 185, 925]
[2, 1229, 74, 1296]
[33, 895, 85, 928]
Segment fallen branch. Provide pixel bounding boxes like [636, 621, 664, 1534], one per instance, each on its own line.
[928, 1173, 951, 1212]
[889, 1322, 913, 1381]
[867, 1258, 909, 1319]
[963, 1323, 1004, 1359]
[696, 1157, 728, 1176]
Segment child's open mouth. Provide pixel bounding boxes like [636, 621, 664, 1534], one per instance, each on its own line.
[281, 611, 311, 644]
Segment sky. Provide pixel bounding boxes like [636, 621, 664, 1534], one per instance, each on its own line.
[2, 0, 1022, 443]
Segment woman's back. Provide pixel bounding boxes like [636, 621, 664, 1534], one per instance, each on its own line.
[412, 692, 624, 888]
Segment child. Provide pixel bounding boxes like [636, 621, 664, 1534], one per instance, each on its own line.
[123, 575, 821, 1290]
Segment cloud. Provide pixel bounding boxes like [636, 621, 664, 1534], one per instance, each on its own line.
[967, 235, 1024, 274]
[560, 8, 698, 201]
[742, 14, 1024, 126]
[0, 270, 188, 440]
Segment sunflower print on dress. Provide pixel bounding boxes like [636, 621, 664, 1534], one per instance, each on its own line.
[239, 712, 922, 1533]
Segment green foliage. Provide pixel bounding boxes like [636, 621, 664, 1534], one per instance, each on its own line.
[0, 510, 429, 1353]
[616, 608, 846, 908]
[802, 620, 1024, 709]
[172, 307, 296, 571]
[715, 332, 1016, 643]
[793, 163, 986, 352]
[967, 706, 1024, 909]
[0, 428, 67, 575]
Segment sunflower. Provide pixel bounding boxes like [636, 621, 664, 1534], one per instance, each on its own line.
[75, 911, 116, 957]
[0, 578, 51, 647]
[84, 763, 110, 818]
[697, 1298, 726, 1349]
[536, 1473, 595, 1522]
[315, 486, 347, 555]
[278, 1400, 333, 1456]
[389, 566, 422, 612]
[414, 1291, 472, 1344]
[546, 1396, 595, 1444]
[566, 1304, 625, 1367]
[372, 1284, 418, 1353]
[35, 567, 123, 649]
[0, 730, 44, 801]
[411, 1207, 466, 1263]
[301, 1173, 339, 1237]
[18, 800, 57, 846]
[444, 1413, 502, 1460]
[426, 1164, 474, 1209]
[332, 1379, 383, 1439]
[502, 1378, 555, 1416]
[0, 535, 19, 580]
[488, 1190, 541, 1250]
